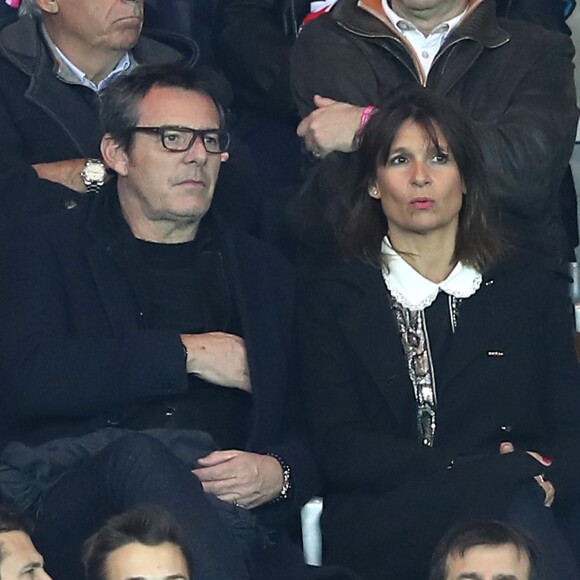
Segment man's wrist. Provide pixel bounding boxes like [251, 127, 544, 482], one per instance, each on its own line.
[353, 105, 377, 147]
[266, 452, 292, 503]
[359, 105, 377, 131]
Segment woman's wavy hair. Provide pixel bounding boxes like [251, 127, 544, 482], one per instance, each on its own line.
[334, 85, 508, 268]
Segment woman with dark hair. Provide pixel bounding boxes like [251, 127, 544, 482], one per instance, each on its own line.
[298, 86, 580, 580]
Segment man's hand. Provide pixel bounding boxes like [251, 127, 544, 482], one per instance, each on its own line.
[297, 95, 363, 158]
[192, 450, 284, 509]
[181, 332, 251, 392]
[32, 159, 108, 193]
[499, 442, 555, 507]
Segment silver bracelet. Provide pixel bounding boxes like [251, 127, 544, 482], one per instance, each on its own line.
[266, 452, 292, 503]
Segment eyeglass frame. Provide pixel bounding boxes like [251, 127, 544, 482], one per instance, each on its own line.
[130, 125, 230, 154]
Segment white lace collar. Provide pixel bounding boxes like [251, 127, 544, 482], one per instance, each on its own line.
[380, 237, 482, 311]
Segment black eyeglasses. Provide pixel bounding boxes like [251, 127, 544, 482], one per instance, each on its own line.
[131, 125, 230, 154]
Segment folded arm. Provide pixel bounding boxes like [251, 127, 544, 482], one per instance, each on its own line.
[291, 19, 578, 219]
[0, 222, 190, 419]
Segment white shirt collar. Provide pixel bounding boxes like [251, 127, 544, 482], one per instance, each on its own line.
[380, 1, 466, 74]
[52, 45, 131, 92]
[380, 237, 482, 311]
[41, 23, 133, 93]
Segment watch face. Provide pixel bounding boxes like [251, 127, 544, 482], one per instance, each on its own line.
[82, 160, 106, 184]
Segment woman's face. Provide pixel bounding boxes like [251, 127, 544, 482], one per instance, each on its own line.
[370, 119, 464, 241]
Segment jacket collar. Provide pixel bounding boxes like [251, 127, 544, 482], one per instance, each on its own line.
[0, 19, 199, 156]
[331, 0, 509, 48]
[0, 18, 199, 74]
[315, 260, 418, 428]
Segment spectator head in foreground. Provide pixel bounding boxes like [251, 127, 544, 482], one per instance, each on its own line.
[0, 506, 51, 580]
[429, 521, 538, 580]
[83, 505, 189, 580]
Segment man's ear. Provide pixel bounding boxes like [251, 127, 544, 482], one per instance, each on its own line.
[36, 0, 59, 15]
[220, 152, 229, 164]
[101, 134, 129, 177]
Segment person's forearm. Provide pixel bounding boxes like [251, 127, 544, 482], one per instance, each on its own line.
[1, 331, 189, 419]
[32, 159, 90, 193]
[181, 332, 251, 391]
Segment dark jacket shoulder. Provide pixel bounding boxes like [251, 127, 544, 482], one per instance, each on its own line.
[301, 249, 570, 314]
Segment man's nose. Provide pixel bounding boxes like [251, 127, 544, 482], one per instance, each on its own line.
[183, 135, 208, 164]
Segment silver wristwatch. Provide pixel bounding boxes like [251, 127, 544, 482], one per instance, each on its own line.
[81, 159, 107, 194]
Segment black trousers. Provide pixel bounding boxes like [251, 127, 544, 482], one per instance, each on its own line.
[32, 433, 252, 580]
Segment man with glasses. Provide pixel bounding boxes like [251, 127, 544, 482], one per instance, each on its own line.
[0, 0, 262, 235]
[0, 64, 319, 580]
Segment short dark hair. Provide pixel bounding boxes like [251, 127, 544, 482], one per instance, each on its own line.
[428, 521, 539, 580]
[99, 64, 230, 152]
[82, 506, 188, 580]
[333, 85, 508, 268]
[0, 506, 33, 566]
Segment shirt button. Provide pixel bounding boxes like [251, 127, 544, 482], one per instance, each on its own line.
[164, 406, 176, 417]
[422, 50, 429, 59]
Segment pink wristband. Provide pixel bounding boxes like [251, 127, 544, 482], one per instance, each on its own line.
[359, 105, 377, 132]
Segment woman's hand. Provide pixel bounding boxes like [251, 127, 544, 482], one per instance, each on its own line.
[527, 450, 556, 507]
[499, 442, 555, 507]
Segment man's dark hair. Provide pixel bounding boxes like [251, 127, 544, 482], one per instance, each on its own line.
[428, 521, 539, 580]
[82, 505, 188, 580]
[333, 84, 508, 269]
[99, 64, 230, 152]
[0, 505, 33, 566]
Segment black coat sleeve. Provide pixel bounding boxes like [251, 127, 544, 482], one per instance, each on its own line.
[471, 29, 578, 221]
[0, 220, 189, 420]
[0, 87, 86, 232]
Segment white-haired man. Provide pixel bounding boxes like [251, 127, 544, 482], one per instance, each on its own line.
[0, 0, 261, 234]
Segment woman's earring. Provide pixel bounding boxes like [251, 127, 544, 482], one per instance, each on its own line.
[369, 187, 380, 198]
